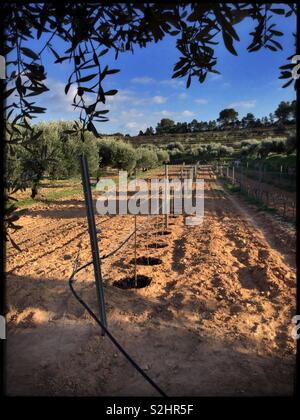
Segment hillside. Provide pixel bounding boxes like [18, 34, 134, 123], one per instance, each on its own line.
[124, 125, 296, 149]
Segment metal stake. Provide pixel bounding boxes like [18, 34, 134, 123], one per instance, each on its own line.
[134, 214, 137, 287]
[80, 154, 107, 335]
[164, 163, 169, 229]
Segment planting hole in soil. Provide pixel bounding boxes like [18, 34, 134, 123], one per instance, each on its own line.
[156, 230, 171, 236]
[130, 256, 163, 265]
[113, 275, 151, 289]
[148, 242, 168, 249]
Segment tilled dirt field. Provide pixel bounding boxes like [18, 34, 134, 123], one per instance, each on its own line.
[5, 166, 296, 396]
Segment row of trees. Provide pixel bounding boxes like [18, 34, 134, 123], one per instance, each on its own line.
[162, 141, 234, 164]
[6, 121, 171, 198]
[6, 121, 100, 197]
[240, 135, 296, 160]
[162, 135, 296, 164]
[6, 119, 296, 199]
[138, 101, 296, 136]
[98, 139, 169, 174]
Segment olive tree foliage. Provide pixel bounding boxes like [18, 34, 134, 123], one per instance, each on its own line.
[98, 140, 169, 172]
[136, 147, 158, 171]
[240, 138, 292, 159]
[112, 142, 137, 174]
[285, 135, 296, 154]
[156, 149, 170, 165]
[98, 139, 137, 174]
[3, 3, 297, 243]
[5, 121, 100, 199]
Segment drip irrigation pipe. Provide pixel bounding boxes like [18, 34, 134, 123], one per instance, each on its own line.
[68, 260, 168, 397]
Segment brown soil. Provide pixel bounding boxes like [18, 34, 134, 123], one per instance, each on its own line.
[5, 166, 296, 396]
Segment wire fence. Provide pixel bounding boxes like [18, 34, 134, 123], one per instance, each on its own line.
[239, 167, 296, 191]
[216, 164, 296, 221]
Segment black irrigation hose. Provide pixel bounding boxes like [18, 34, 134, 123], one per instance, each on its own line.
[68, 263, 168, 397]
[76, 228, 138, 271]
[69, 199, 171, 396]
[101, 228, 136, 260]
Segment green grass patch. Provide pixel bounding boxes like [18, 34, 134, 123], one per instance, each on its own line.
[11, 186, 86, 208]
[13, 197, 37, 208]
[223, 180, 278, 215]
[211, 183, 224, 192]
[9, 166, 163, 209]
[224, 182, 240, 193]
[239, 191, 277, 214]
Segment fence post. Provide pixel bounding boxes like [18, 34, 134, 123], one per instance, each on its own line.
[164, 163, 169, 228]
[80, 154, 107, 336]
[134, 214, 137, 286]
[232, 165, 235, 184]
[240, 165, 243, 191]
[280, 165, 282, 184]
[259, 163, 262, 197]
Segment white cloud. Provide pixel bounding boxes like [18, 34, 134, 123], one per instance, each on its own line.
[181, 110, 195, 117]
[159, 79, 185, 88]
[132, 95, 168, 106]
[152, 95, 167, 104]
[209, 73, 223, 81]
[131, 76, 155, 84]
[106, 89, 135, 104]
[178, 92, 188, 100]
[194, 98, 208, 105]
[154, 110, 175, 117]
[228, 100, 256, 109]
[41, 79, 94, 114]
[121, 109, 144, 118]
[125, 121, 147, 131]
[39, 78, 198, 136]
[154, 109, 195, 119]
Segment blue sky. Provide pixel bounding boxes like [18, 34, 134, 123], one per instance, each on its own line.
[8, 7, 296, 135]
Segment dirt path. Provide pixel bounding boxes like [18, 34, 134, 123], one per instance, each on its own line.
[5, 166, 296, 396]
